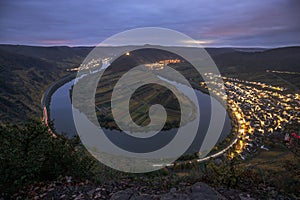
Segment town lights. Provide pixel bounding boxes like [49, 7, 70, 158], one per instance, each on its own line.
[200, 73, 300, 158]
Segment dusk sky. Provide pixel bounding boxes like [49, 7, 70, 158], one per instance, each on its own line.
[0, 0, 299, 47]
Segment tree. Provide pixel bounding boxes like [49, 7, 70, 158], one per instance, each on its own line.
[0, 119, 96, 194]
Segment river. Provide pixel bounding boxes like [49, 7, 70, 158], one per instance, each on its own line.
[49, 77, 232, 154]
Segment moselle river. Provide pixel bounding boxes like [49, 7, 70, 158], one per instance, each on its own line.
[49, 78, 232, 154]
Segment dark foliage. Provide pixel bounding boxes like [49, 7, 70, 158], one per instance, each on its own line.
[0, 120, 96, 194]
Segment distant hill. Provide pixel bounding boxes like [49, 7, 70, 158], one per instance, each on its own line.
[210, 46, 300, 73]
[0, 44, 299, 123]
[0, 44, 92, 68]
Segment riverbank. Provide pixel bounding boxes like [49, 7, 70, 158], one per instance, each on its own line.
[41, 72, 76, 123]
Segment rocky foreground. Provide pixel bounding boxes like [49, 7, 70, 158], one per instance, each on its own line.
[9, 177, 290, 200]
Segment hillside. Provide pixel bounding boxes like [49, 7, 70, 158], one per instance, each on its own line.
[0, 45, 91, 123]
[211, 46, 300, 73]
[0, 45, 299, 123]
[209, 47, 300, 90]
[0, 44, 92, 68]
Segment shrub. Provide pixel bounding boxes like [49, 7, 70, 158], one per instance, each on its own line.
[0, 119, 96, 194]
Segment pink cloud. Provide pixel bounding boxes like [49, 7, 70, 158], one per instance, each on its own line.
[40, 39, 72, 45]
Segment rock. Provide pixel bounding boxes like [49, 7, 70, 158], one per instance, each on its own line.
[170, 187, 177, 193]
[65, 176, 72, 183]
[219, 188, 241, 199]
[270, 190, 278, 197]
[189, 182, 226, 200]
[74, 193, 84, 200]
[39, 193, 47, 198]
[94, 193, 102, 198]
[108, 182, 228, 200]
[130, 194, 153, 200]
[87, 189, 95, 196]
[238, 193, 255, 200]
[160, 193, 190, 200]
[110, 188, 134, 200]
[13, 179, 270, 200]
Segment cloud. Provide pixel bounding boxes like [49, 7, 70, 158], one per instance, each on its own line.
[0, 0, 299, 47]
[182, 39, 216, 46]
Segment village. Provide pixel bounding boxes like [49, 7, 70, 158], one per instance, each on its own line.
[200, 73, 300, 159]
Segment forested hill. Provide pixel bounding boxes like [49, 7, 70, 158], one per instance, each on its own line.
[0, 44, 299, 123]
[0, 45, 91, 123]
[0, 44, 92, 68]
[208, 46, 300, 73]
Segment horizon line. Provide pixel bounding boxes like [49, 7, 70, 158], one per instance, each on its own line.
[1, 43, 300, 49]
